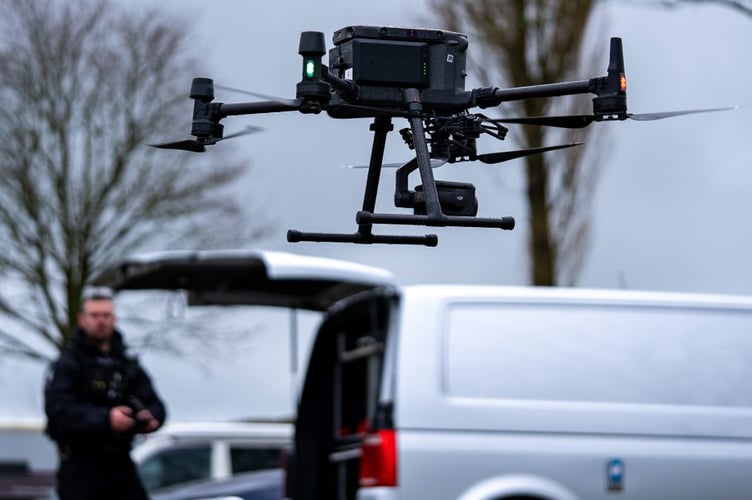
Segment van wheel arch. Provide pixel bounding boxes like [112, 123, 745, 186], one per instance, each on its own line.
[498, 496, 552, 500]
[457, 475, 578, 500]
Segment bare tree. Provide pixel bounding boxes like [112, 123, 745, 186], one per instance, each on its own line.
[0, 0, 265, 362]
[429, 0, 604, 286]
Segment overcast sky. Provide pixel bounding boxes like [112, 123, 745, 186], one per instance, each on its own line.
[2, 0, 751, 424]
[137, 0, 752, 295]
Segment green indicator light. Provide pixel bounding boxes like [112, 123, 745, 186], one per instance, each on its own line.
[305, 59, 316, 78]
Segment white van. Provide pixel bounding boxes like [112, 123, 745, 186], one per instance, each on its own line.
[94, 249, 752, 500]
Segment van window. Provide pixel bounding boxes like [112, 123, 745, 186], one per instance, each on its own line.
[445, 303, 752, 407]
[230, 446, 284, 473]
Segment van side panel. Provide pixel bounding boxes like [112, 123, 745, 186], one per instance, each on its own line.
[397, 430, 752, 500]
[393, 288, 752, 500]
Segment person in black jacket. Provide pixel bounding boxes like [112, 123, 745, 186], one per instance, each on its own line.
[44, 287, 166, 500]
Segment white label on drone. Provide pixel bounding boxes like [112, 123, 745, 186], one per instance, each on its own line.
[447, 54, 454, 63]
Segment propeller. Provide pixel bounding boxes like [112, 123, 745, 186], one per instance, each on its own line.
[215, 84, 302, 108]
[150, 139, 208, 153]
[476, 143, 583, 164]
[149, 125, 263, 153]
[496, 106, 739, 129]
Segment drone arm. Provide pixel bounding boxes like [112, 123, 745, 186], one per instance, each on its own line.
[474, 80, 592, 108]
[322, 65, 358, 99]
[218, 100, 302, 118]
[475, 37, 627, 118]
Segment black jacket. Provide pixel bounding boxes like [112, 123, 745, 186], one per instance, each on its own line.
[44, 327, 166, 454]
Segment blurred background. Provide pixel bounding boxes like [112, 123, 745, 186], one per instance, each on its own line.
[0, 0, 750, 475]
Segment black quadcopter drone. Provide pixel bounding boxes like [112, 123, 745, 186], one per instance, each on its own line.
[152, 25, 729, 246]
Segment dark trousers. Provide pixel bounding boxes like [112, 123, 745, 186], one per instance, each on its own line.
[56, 451, 149, 500]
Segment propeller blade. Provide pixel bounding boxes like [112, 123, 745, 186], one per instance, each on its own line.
[626, 106, 738, 121]
[477, 143, 583, 164]
[218, 125, 264, 141]
[149, 125, 262, 153]
[497, 115, 596, 129]
[497, 106, 739, 129]
[149, 140, 206, 153]
[215, 84, 300, 108]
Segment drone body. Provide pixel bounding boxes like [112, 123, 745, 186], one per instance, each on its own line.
[152, 25, 728, 246]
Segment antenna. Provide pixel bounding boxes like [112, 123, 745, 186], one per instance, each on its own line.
[296, 31, 330, 112]
[190, 77, 223, 140]
[593, 37, 628, 120]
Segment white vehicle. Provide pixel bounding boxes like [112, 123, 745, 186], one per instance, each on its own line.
[96, 249, 752, 500]
[131, 420, 292, 494]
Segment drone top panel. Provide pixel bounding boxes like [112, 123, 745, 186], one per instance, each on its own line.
[329, 25, 469, 97]
[332, 25, 467, 46]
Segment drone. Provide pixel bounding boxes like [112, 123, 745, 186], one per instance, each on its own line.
[152, 26, 729, 246]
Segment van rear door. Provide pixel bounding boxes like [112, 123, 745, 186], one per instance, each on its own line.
[91, 249, 395, 311]
[92, 249, 398, 500]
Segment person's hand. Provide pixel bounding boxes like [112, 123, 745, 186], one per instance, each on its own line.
[135, 409, 160, 433]
[109, 405, 135, 433]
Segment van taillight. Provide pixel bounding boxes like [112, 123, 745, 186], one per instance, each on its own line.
[359, 429, 397, 487]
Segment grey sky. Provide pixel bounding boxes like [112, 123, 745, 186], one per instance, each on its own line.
[143, 0, 752, 294]
[1, 1, 750, 423]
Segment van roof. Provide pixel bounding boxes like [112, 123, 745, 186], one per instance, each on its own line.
[400, 284, 752, 309]
[92, 249, 395, 311]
